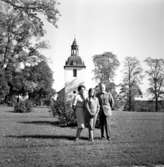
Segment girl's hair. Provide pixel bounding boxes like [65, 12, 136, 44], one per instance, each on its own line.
[77, 85, 85, 92]
[88, 88, 95, 97]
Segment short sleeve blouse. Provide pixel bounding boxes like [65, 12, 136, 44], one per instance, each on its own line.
[72, 94, 84, 109]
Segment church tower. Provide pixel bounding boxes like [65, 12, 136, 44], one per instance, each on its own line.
[64, 38, 86, 102]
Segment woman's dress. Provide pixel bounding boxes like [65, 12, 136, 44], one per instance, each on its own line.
[72, 94, 85, 128]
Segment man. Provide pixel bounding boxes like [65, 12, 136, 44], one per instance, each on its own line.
[97, 83, 114, 141]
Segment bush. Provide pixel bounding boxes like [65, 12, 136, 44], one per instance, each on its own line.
[5, 95, 17, 106]
[14, 100, 32, 113]
[50, 100, 76, 126]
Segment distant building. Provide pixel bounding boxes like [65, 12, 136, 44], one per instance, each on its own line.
[134, 97, 164, 112]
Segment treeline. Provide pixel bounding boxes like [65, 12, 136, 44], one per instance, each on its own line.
[93, 52, 164, 112]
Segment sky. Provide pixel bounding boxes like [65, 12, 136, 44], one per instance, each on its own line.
[41, 0, 164, 96]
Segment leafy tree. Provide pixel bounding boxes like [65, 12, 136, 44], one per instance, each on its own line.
[8, 61, 54, 105]
[28, 61, 54, 105]
[120, 57, 143, 111]
[93, 52, 120, 110]
[0, 0, 59, 69]
[93, 52, 120, 83]
[93, 52, 120, 108]
[0, 0, 59, 104]
[145, 57, 164, 112]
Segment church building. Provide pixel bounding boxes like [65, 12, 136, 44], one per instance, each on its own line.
[64, 38, 86, 85]
[58, 38, 86, 107]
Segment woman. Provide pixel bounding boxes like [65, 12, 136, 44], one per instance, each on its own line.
[72, 85, 86, 141]
[85, 88, 100, 142]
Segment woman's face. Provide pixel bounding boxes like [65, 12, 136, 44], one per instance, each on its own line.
[89, 89, 94, 97]
[80, 87, 85, 96]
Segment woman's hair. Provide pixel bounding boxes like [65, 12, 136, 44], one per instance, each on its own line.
[77, 85, 85, 92]
[88, 88, 95, 97]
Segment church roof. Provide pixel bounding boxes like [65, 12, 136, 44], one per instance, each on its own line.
[64, 55, 86, 68]
[64, 39, 86, 69]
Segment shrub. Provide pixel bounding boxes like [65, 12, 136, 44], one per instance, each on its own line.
[50, 100, 76, 126]
[5, 95, 17, 106]
[14, 100, 32, 113]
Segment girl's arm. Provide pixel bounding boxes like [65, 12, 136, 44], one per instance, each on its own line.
[85, 99, 95, 116]
[85, 99, 91, 114]
[96, 98, 100, 114]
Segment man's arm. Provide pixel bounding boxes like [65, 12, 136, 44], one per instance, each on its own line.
[109, 93, 114, 109]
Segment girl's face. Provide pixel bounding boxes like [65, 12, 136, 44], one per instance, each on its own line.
[89, 89, 94, 97]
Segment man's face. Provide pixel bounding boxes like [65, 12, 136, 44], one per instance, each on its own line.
[100, 84, 106, 93]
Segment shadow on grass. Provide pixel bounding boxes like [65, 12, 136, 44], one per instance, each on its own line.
[6, 134, 88, 141]
[18, 120, 76, 128]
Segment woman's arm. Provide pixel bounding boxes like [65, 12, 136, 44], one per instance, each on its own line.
[72, 105, 76, 111]
[72, 95, 77, 111]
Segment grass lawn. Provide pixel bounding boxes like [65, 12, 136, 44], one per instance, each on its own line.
[0, 105, 163, 167]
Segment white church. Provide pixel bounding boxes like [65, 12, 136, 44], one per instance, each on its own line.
[57, 38, 88, 107]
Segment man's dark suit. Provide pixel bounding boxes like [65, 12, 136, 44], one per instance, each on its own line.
[97, 92, 114, 139]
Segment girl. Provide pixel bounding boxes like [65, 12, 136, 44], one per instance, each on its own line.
[85, 88, 100, 141]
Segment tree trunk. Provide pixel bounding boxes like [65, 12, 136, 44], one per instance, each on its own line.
[154, 79, 158, 112]
[155, 96, 158, 112]
[128, 67, 131, 111]
[128, 89, 132, 111]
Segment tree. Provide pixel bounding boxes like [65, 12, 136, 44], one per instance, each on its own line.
[28, 61, 54, 105]
[9, 61, 54, 105]
[0, 0, 59, 104]
[93, 52, 120, 108]
[0, 69, 9, 102]
[0, 0, 59, 69]
[120, 57, 143, 111]
[93, 52, 120, 83]
[145, 57, 164, 112]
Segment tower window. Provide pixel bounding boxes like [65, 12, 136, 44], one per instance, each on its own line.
[73, 69, 77, 77]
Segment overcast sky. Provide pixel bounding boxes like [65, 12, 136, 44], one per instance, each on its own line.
[41, 0, 164, 95]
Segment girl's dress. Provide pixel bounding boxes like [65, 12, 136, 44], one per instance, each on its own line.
[85, 97, 100, 130]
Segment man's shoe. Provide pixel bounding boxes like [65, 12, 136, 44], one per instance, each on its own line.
[107, 137, 111, 141]
[101, 136, 105, 140]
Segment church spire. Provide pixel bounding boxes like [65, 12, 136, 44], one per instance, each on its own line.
[71, 38, 78, 56]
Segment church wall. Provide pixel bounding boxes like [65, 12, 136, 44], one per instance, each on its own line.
[64, 68, 86, 105]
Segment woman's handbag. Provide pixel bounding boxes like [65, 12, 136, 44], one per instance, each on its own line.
[102, 104, 112, 116]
